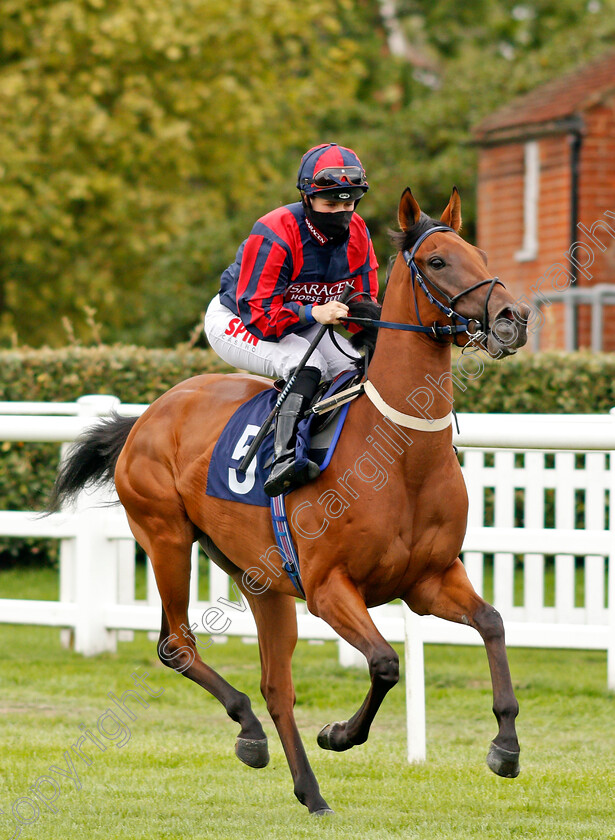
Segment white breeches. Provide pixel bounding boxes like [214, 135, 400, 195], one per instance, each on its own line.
[204, 295, 360, 381]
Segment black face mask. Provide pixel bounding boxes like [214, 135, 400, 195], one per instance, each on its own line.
[305, 205, 354, 242]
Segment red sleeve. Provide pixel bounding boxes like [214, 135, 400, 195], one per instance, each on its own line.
[343, 234, 379, 334]
[366, 240, 379, 301]
[235, 233, 304, 341]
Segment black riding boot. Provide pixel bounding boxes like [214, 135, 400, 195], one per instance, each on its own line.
[264, 367, 321, 498]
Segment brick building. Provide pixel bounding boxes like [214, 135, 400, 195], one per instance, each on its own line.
[474, 51, 615, 351]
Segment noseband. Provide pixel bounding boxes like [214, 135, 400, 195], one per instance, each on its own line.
[343, 225, 505, 342]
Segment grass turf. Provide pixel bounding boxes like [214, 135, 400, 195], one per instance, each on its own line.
[0, 576, 613, 839]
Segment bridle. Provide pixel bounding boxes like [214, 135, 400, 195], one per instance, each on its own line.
[342, 224, 505, 343]
[404, 225, 505, 343]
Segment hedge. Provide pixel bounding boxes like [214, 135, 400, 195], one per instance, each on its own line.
[1, 345, 614, 566]
[451, 348, 615, 415]
[0, 345, 232, 566]
[0, 345, 233, 404]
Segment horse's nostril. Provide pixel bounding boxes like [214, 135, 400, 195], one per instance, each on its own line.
[505, 304, 531, 327]
[492, 316, 518, 346]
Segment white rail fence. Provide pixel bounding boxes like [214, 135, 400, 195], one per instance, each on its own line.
[0, 396, 613, 763]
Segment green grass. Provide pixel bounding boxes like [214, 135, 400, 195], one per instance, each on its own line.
[0, 569, 614, 839]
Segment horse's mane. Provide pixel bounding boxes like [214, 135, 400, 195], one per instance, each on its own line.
[388, 211, 440, 253]
[345, 212, 440, 361]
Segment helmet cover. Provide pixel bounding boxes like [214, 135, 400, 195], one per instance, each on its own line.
[297, 143, 369, 200]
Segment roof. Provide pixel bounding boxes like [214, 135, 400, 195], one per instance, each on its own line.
[474, 50, 615, 144]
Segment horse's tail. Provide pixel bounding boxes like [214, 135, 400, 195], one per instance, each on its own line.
[47, 413, 139, 513]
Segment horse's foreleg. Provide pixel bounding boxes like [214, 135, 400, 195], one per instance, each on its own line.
[309, 570, 399, 752]
[128, 515, 268, 766]
[245, 587, 332, 815]
[407, 558, 520, 777]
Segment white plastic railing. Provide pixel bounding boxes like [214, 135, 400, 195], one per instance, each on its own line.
[0, 396, 613, 764]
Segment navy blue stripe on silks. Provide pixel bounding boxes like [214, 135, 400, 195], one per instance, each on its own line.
[238, 241, 295, 340]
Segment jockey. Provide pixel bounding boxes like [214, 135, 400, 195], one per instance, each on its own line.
[205, 143, 379, 497]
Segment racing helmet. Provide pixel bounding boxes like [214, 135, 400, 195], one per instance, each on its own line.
[297, 143, 369, 202]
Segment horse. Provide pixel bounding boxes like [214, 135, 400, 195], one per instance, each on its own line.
[49, 187, 529, 816]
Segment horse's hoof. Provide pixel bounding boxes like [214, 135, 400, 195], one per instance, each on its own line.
[235, 736, 269, 768]
[317, 721, 350, 752]
[311, 808, 335, 817]
[487, 742, 520, 778]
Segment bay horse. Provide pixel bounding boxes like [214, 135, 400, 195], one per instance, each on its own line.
[49, 187, 529, 816]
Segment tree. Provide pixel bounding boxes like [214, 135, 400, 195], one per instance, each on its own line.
[0, 0, 366, 345]
[1, 0, 614, 346]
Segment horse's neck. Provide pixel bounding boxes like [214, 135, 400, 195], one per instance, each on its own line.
[366, 284, 454, 422]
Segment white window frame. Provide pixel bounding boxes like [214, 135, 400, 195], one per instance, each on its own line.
[515, 140, 540, 262]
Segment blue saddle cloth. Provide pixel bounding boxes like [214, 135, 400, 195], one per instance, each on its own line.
[206, 372, 355, 507]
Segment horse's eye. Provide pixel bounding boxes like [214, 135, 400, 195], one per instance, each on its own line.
[429, 257, 445, 269]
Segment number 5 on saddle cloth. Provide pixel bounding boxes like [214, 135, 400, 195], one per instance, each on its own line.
[205, 370, 361, 508]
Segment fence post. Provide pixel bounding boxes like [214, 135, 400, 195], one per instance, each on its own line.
[59, 466, 77, 650]
[71, 485, 119, 654]
[403, 603, 426, 762]
[116, 539, 136, 643]
[62, 396, 122, 655]
[337, 638, 367, 668]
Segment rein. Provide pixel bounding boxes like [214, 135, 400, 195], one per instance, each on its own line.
[342, 225, 505, 342]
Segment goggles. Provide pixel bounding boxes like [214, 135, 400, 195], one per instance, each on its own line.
[305, 166, 368, 189]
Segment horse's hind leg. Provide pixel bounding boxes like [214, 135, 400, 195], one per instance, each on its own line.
[127, 516, 269, 767]
[244, 587, 332, 815]
[407, 557, 520, 778]
[309, 569, 400, 752]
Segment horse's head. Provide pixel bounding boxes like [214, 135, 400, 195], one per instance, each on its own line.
[391, 187, 529, 357]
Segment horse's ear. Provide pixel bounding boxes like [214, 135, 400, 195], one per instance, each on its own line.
[398, 188, 421, 231]
[440, 186, 462, 232]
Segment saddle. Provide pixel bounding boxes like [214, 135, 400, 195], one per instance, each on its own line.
[205, 369, 365, 507]
[270, 369, 365, 465]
